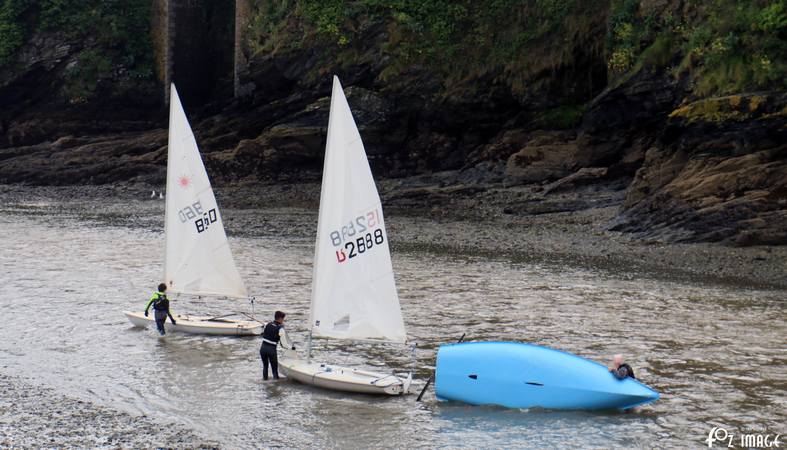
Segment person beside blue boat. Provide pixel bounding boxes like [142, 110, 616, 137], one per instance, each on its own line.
[609, 354, 636, 380]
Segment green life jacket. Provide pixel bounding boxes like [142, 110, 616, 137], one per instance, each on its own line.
[149, 292, 169, 311]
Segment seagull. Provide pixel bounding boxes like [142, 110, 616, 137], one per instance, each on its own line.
[159, 192, 164, 199]
[150, 190, 156, 198]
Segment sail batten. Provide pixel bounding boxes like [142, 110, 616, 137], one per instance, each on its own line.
[163, 85, 248, 299]
[308, 76, 407, 344]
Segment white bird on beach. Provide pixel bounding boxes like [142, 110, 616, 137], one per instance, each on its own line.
[150, 190, 156, 198]
[159, 192, 164, 199]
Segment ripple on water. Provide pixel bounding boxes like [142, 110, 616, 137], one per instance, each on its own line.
[0, 213, 784, 448]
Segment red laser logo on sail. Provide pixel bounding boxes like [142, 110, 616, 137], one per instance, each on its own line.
[178, 175, 191, 189]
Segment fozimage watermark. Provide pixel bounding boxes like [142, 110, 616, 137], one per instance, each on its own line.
[705, 426, 781, 448]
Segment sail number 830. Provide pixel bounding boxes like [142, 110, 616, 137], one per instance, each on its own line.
[178, 201, 217, 234]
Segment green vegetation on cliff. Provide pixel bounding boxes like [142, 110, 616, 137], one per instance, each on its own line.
[2, 0, 784, 107]
[0, 0, 154, 102]
[0, 0, 29, 64]
[608, 0, 787, 95]
[248, 0, 605, 103]
[248, 0, 786, 99]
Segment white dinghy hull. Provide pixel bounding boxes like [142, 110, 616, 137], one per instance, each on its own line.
[124, 311, 262, 336]
[279, 358, 406, 395]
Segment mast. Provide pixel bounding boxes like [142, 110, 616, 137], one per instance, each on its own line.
[163, 83, 177, 283]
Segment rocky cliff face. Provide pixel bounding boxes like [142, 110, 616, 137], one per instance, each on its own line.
[0, 0, 785, 245]
[610, 93, 787, 245]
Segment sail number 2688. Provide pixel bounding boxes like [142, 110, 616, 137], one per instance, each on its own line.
[337, 229, 384, 262]
[330, 208, 384, 263]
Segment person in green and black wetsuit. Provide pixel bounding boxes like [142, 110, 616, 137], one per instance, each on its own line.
[145, 283, 176, 335]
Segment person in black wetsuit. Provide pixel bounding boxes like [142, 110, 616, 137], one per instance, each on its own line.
[609, 354, 636, 380]
[259, 311, 295, 380]
[144, 283, 176, 335]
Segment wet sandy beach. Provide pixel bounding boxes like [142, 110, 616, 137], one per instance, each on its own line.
[2, 182, 784, 289]
[0, 374, 218, 448]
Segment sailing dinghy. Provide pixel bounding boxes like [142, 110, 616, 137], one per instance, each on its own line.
[124, 84, 261, 336]
[279, 77, 411, 395]
[435, 342, 659, 410]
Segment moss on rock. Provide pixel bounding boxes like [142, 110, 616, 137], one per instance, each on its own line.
[668, 94, 777, 123]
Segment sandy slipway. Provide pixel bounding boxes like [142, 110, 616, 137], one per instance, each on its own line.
[0, 374, 218, 448]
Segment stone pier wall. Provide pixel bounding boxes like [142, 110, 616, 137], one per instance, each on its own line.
[152, 0, 235, 106]
[150, 0, 170, 103]
[234, 0, 251, 98]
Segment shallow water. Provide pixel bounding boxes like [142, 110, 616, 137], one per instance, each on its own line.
[0, 201, 784, 449]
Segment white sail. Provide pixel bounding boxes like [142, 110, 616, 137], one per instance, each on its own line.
[308, 76, 406, 344]
[163, 84, 248, 299]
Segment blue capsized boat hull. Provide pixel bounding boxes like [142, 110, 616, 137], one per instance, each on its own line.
[435, 342, 659, 410]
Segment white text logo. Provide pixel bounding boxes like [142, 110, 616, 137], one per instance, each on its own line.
[706, 427, 781, 448]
